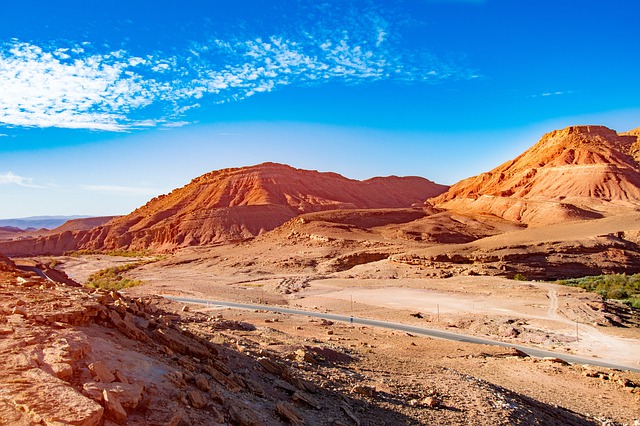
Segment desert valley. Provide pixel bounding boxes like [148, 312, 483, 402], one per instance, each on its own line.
[1, 125, 640, 425]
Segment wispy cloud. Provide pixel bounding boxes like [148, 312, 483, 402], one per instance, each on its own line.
[0, 171, 44, 188]
[0, 4, 476, 131]
[530, 90, 573, 98]
[80, 184, 160, 196]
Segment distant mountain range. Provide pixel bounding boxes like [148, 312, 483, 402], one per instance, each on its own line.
[0, 216, 92, 230]
[0, 124, 639, 258]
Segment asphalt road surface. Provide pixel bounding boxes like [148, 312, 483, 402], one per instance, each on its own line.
[16, 265, 53, 282]
[167, 295, 640, 373]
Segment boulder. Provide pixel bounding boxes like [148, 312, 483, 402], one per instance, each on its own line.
[351, 385, 376, 398]
[103, 390, 127, 424]
[292, 390, 321, 409]
[194, 374, 211, 392]
[226, 399, 263, 426]
[152, 326, 213, 359]
[10, 368, 104, 426]
[187, 389, 207, 409]
[88, 360, 116, 383]
[276, 401, 305, 425]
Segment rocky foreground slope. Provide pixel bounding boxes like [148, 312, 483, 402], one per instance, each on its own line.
[431, 125, 640, 225]
[3, 254, 640, 425]
[2, 254, 402, 425]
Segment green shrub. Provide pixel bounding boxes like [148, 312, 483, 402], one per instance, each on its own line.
[557, 273, 640, 310]
[65, 249, 152, 257]
[85, 263, 144, 290]
[606, 288, 629, 300]
[84, 256, 164, 291]
[627, 297, 640, 309]
[513, 273, 528, 281]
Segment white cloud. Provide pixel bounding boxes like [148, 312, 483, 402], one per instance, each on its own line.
[0, 171, 43, 188]
[0, 133, 8, 137]
[0, 41, 164, 131]
[160, 121, 191, 128]
[0, 6, 475, 132]
[542, 91, 567, 97]
[80, 184, 161, 196]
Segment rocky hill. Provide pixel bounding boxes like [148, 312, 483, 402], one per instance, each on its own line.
[0, 254, 426, 425]
[46, 216, 119, 234]
[0, 226, 30, 241]
[0, 163, 446, 255]
[1, 258, 389, 425]
[431, 125, 640, 225]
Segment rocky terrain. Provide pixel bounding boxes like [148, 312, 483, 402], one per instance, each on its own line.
[0, 163, 446, 256]
[390, 212, 640, 279]
[2, 254, 640, 425]
[0, 226, 38, 241]
[45, 216, 119, 234]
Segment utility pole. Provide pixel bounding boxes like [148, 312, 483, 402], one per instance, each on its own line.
[576, 319, 579, 342]
[350, 295, 354, 325]
[437, 304, 440, 323]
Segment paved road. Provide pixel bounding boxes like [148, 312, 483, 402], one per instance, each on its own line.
[16, 265, 54, 282]
[167, 295, 640, 373]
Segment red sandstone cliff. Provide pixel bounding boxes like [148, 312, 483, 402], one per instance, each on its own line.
[430, 125, 640, 225]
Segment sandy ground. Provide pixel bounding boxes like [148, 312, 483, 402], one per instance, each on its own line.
[51, 254, 640, 370]
[293, 278, 640, 368]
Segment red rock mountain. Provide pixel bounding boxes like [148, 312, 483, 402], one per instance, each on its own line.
[430, 125, 640, 225]
[0, 162, 446, 255]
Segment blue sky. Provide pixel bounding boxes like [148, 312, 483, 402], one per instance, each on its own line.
[1, 0, 638, 219]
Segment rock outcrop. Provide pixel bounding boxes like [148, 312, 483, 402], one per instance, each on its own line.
[391, 212, 640, 280]
[431, 125, 640, 225]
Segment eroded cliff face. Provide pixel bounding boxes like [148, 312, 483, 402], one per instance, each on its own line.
[0, 163, 446, 256]
[431, 125, 640, 225]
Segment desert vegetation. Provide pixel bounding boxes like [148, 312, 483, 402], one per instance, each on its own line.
[65, 249, 152, 257]
[85, 256, 164, 291]
[85, 263, 145, 291]
[558, 274, 640, 309]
